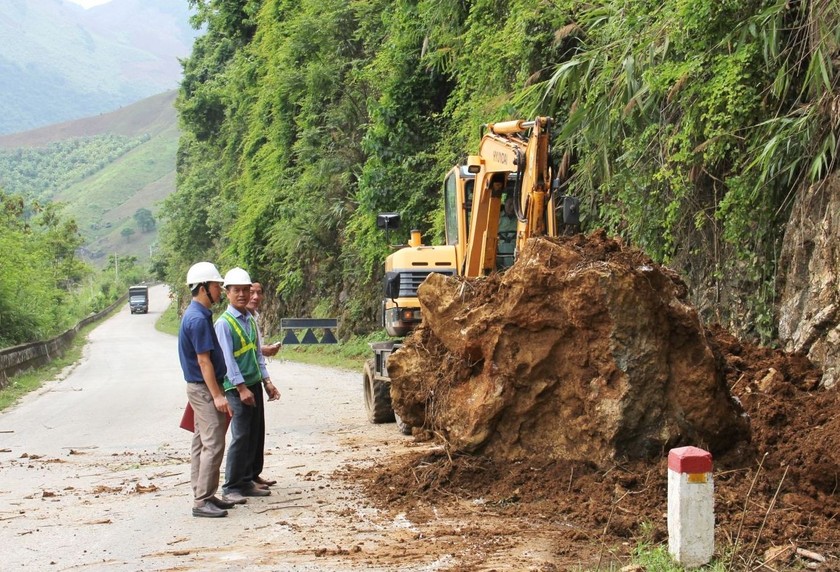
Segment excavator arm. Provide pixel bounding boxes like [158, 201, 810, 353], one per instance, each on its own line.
[462, 117, 557, 277]
[366, 117, 578, 433]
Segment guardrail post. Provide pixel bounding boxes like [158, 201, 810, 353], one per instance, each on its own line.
[668, 446, 714, 568]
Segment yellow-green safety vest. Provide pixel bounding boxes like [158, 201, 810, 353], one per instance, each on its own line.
[220, 311, 261, 390]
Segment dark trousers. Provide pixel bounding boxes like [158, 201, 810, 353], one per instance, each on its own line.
[252, 393, 266, 479]
[222, 383, 264, 493]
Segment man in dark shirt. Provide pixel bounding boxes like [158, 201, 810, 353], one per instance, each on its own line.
[178, 261, 233, 518]
[246, 281, 281, 489]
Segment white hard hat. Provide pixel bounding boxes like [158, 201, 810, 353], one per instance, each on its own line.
[223, 267, 252, 287]
[186, 261, 224, 289]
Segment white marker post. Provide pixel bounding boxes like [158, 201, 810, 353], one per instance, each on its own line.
[668, 446, 714, 568]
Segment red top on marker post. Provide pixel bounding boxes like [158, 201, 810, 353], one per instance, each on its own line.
[668, 446, 713, 474]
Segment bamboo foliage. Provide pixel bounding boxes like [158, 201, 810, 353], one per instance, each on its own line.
[165, 0, 839, 340]
[513, 0, 839, 338]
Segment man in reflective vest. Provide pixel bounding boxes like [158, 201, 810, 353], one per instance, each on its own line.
[214, 267, 273, 504]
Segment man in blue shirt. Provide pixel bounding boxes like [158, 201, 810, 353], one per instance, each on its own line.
[214, 267, 273, 504]
[178, 261, 233, 518]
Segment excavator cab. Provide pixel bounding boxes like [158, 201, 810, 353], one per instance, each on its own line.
[378, 213, 457, 337]
[443, 166, 474, 247]
[496, 178, 519, 270]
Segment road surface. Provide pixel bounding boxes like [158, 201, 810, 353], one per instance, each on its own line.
[0, 285, 429, 571]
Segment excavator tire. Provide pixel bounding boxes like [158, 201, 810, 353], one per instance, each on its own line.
[363, 359, 395, 424]
[394, 412, 412, 436]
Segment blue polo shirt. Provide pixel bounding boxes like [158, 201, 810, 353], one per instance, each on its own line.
[178, 300, 227, 383]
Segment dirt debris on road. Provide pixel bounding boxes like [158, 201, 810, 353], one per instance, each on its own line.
[354, 230, 839, 569]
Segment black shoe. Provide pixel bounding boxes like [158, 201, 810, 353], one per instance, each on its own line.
[254, 475, 277, 486]
[242, 485, 271, 497]
[208, 496, 236, 509]
[221, 491, 248, 504]
[192, 502, 228, 518]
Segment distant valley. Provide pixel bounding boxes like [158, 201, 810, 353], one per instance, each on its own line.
[0, 91, 179, 266]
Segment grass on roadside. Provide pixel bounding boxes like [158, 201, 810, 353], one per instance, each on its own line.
[617, 521, 729, 571]
[156, 303, 181, 336]
[630, 545, 722, 570]
[272, 332, 378, 372]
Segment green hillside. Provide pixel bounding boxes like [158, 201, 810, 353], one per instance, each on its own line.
[0, 91, 178, 266]
[0, 136, 147, 199]
[59, 122, 178, 263]
[162, 0, 839, 346]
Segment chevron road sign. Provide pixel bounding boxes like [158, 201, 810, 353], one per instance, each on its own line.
[279, 318, 338, 345]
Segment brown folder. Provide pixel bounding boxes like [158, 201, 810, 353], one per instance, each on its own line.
[179, 402, 231, 432]
[180, 402, 196, 432]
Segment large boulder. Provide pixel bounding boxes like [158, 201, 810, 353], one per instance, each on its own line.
[388, 231, 749, 465]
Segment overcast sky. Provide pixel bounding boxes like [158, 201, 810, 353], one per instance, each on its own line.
[66, 0, 113, 8]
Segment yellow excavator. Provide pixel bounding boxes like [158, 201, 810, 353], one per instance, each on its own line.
[363, 117, 579, 432]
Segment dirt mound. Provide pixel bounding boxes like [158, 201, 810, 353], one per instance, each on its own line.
[345, 231, 838, 567]
[348, 318, 840, 569]
[388, 230, 748, 465]
[711, 326, 840, 500]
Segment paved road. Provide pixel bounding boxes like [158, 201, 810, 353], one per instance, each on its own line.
[0, 285, 417, 571]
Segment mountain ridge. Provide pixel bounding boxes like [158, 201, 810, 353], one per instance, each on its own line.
[0, 90, 178, 148]
[0, 0, 196, 135]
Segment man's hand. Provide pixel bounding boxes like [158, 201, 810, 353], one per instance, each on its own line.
[261, 342, 281, 357]
[237, 384, 256, 406]
[264, 381, 281, 402]
[213, 394, 232, 416]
